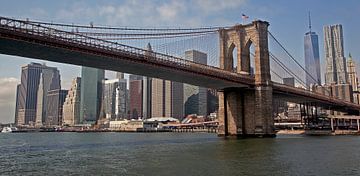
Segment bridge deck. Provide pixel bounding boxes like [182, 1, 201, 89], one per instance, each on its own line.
[1, 17, 360, 111]
[0, 17, 253, 89]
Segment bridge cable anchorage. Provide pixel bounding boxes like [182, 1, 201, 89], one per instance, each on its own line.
[268, 31, 319, 86]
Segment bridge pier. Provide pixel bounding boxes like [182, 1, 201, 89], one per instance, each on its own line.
[217, 20, 275, 138]
[218, 86, 275, 138]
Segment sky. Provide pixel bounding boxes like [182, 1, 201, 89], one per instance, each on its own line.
[0, 0, 360, 123]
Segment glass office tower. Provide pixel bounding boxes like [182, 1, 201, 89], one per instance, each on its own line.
[80, 66, 104, 124]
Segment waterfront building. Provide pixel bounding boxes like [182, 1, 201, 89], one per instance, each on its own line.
[151, 78, 172, 117]
[142, 76, 152, 119]
[304, 14, 321, 87]
[141, 43, 154, 119]
[102, 78, 127, 119]
[347, 54, 360, 104]
[324, 24, 348, 84]
[138, 43, 183, 119]
[171, 81, 184, 120]
[46, 89, 68, 126]
[184, 50, 208, 116]
[15, 63, 60, 126]
[207, 88, 218, 115]
[63, 77, 81, 126]
[14, 84, 21, 125]
[129, 74, 143, 119]
[35, 66, 61, 126]
[80, 66, 104, 124]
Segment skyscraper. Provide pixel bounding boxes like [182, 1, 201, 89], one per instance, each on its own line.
[14, 84, 21, 125]
[142, 44, 153, 119]
[63, 77, 81, 126]
[142, 76, 152, 119]
[304, 13, 321, 87]
[171, 81, 184, 120]
[46, 89, 68, 126]
[129, 74, 143, 119]
[184, 50, 208, 116]
[151, 78, 172, 117]
[102, 78, 127, 119]
[80, 66, 104, 124]
[15, 63, 60, 126]
[35, 66, 61, 126]
[347, 54, 359, 104]
[324, 24, 347, 84]
[134, 43, 184, 118]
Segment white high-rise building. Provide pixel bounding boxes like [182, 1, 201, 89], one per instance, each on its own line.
[35, 65, 61, 126]
[102, 78, 128, 119]
[63, 77, 81, 126]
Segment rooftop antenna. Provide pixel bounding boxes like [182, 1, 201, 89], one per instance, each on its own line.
[308, 11, 312, 32]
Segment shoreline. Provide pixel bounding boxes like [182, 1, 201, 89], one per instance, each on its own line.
[277, 129, 360, 136]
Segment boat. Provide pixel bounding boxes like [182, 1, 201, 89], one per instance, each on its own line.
[1, 127, 18, 133]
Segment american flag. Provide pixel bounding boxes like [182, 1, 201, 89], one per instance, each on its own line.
[242, 14, 249, 19]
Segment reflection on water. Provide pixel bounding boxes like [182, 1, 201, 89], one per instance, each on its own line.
[0, 133, 359, 175]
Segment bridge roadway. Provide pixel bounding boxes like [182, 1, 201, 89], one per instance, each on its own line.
[0, 17, 360, 112]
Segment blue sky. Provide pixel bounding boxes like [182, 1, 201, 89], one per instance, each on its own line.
[0, 0, 359, 123]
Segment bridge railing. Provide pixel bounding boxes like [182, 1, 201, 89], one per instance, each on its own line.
[272, 82, 360, 110]
[0, 16, 252, 84]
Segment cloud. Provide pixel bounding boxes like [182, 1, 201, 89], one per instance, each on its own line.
[56, 1, 98, 22]
[51, 0, 247, 27]
[156, 1, 186, 22]
[96, 0, 188, 26]
[29, 8, 48, 18]
[0, 77, 19, 124]
[193, 0, 247, 13]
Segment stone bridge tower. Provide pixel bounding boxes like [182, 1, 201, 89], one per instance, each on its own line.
[217, 20, 274, 137]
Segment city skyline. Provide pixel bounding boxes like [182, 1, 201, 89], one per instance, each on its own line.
[1, 0, 360, 123]
[2, 2, 360, 175]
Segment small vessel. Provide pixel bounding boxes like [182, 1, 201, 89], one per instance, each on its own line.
[1, 127, 18, 133]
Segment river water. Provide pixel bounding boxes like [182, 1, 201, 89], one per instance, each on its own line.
[0, 132, 359, 176]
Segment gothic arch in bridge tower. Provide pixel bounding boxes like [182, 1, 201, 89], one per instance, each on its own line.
[219, 21, 271, 84]
[218, 20, 274, 138]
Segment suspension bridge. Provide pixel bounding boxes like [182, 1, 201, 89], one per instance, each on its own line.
[0, 16, 359, 137]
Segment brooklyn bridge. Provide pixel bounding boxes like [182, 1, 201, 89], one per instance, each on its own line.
[0, 16, 359, 137]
